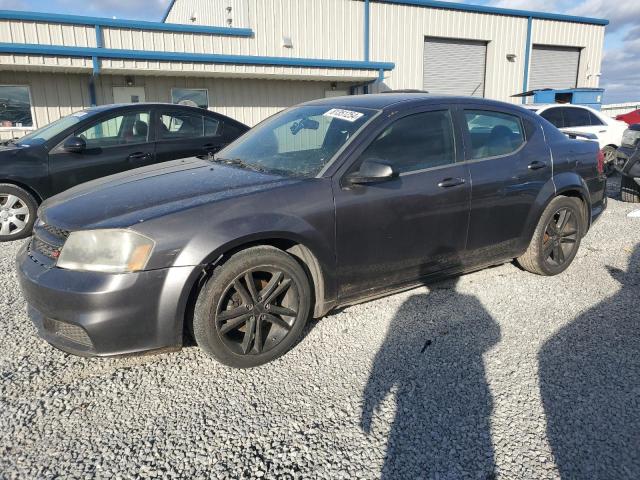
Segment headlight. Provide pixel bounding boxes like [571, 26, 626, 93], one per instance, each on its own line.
[57, 229, 155, 273]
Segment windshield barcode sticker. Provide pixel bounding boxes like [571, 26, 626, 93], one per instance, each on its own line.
[324, 108, 364, 122]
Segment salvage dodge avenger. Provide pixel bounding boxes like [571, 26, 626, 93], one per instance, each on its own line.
[17, 94, 607, 368]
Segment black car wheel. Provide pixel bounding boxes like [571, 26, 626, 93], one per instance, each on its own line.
[620, 175, 640, 203]
[193, 246, 311, 368]
[0, 184, 38, 242]
[517, 196, 584, 276]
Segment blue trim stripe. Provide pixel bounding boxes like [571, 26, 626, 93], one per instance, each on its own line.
[162, 0, 177, 22]
[376, 0, 609, 25]
[0, 10, 253, 36]
[522, 17, 532, 104]
[0, 42, 395, 71]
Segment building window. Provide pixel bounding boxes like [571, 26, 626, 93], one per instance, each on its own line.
[0, 86, 34, 128]
[171, 88, 209, 109]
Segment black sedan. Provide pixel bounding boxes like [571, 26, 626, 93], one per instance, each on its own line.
[615, 124, 640, 202]
[17, 94, 607, 368]
[0, 103, 248, 241]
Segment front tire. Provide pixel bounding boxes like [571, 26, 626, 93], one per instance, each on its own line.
[193, 246, 312, 368]
[517, 196, 584, 276]
[620, 175, 640, 203]
[0, 184, 38, 242]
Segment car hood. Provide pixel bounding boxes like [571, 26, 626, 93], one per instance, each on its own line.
[41, 157, 300, 230]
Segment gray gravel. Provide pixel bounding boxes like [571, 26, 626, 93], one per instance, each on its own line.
[1, 176, 639, 479]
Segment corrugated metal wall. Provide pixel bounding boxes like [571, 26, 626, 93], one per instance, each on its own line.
[0, 70, 92, 140]
[165, 0, 251, 29]
[369, 3, 529, 102]
[530, 19, 605, 89]
[0, 70, 343, 139]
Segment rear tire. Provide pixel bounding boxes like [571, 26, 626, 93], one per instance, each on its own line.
[620, 175, 640, 203]
[193, 246, 311, 368]
[0, 184, 38, 242]
[517, 196, 584, 276]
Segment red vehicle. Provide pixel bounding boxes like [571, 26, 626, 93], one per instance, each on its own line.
[616, 109, 640, 125]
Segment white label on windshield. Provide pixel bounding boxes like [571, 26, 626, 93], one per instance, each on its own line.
[72, 111, 89, 118]
[323, 108, 364, 122]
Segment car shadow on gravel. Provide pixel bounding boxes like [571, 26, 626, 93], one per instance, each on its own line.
[539, 243, 640, 479]
[361, 274, 500, 480]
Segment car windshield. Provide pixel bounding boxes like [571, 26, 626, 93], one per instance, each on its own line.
[215, 105, 378, 178]
[17, 111, 92, 146]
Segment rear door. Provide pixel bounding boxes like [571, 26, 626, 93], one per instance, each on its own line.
[48, 108, 154, 195]
[461, 106, 552, 264]
[333, 106, 471, 298]
[155, 108, 234, 162]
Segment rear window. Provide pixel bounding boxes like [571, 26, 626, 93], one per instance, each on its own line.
[464, 110, 525, 159]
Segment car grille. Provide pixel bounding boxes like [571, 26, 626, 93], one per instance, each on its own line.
[43, 317, 93, 349]
[28, 221, 70, 265]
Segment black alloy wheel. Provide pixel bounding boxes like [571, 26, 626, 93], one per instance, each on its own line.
[193, 246, 311, 368]
[542, 207, 579, 268]
[216, 268, 300, 356]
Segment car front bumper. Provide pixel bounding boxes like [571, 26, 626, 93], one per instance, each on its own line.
[16, 241, 197, 357]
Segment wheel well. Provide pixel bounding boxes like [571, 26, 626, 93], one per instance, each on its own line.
[0, 179, 43, 204]
[182, 239, 327, 345]
[558, 190, 589, 231]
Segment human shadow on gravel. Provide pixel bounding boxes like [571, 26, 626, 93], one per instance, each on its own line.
[539, 244, 640, 479]
[361, 275, 500, 479]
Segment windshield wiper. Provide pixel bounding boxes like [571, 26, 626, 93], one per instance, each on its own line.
[211, 157, 267, 173]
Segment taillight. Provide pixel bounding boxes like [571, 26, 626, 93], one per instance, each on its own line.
[597, 149, 605, 175]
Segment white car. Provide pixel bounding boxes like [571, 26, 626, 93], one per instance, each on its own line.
[524, 104, 628, 169]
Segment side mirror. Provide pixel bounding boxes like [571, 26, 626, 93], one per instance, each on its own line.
[63, 136, 86, 153]
[345, 159, 397, 185]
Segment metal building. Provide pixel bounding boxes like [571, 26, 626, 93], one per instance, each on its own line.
[0, 0, 607, 140]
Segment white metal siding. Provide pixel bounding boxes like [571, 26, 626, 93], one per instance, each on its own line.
[165, 0, 250, 29]
[529, 45, 580, 90]
[423, 37, 486, 97]
[369, 3, 529, 103]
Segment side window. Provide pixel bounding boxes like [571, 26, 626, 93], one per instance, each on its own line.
[223, 123, 246, 142]
[204, 116, 221, 137]
[563, 108, 592, 128]
[587, 111, 604, 126]
[540, 108, 564, 128]
[464, 110, 525, 159]
[158, 112, 204, 139]
[356, 110, 456, 174]
[78, 111, 150, 148]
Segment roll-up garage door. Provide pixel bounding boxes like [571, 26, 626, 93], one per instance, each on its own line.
[529, 45, 581, 90]
[423, 37, 487, 97]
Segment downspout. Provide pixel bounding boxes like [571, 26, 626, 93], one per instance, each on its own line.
[363, 0, 370, 93]
[521, 16, 533, 104]
[89, 24, 103, 107]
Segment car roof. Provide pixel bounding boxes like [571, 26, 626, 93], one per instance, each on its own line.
[524, 103, 596, 111]
[303, 93, 525, 112]
[83, 102, 214, 113]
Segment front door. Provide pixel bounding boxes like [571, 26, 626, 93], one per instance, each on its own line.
[461, 107, 552, 264]
[48, 109, 155, 195]
[113, 86, 146, 104]
[334, 108, 471, 299]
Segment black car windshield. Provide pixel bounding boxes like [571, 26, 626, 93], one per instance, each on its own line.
[216, 105, 377, 178]
[17, 110, 92, 146]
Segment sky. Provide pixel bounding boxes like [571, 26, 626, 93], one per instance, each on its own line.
[0, 0, 637, 103]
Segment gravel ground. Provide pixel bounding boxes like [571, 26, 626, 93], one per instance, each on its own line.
[1, 176, 639, 480]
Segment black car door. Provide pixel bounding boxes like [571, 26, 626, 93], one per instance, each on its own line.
[154, 109, 230, 162]
[461, 106, 552, 265]
[333, 107, 471, 298]
[48, 108, 155, 195]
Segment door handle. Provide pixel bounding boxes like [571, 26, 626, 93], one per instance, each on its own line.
[128, 152, 151, 161]
[528, 161, 548, 170]
[438, 177, 466, 188]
